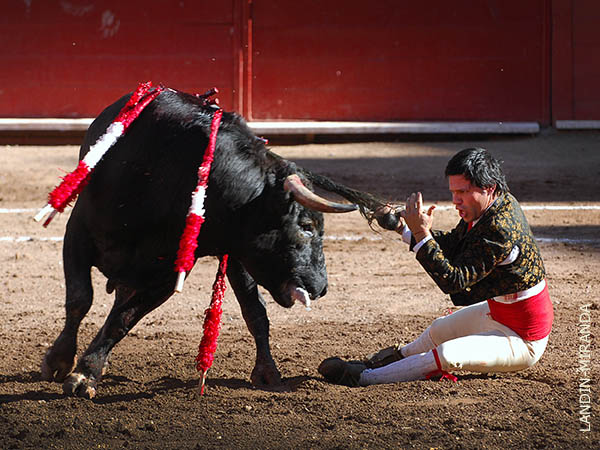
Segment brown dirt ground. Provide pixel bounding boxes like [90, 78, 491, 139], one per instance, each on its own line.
[0, 131, 599, 449]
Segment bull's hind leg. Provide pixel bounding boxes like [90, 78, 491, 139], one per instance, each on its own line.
[227, 257, 282, 386]
[41, 217, 94, 382]
[63, 281, 174, 398]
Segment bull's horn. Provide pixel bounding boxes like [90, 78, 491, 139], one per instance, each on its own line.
[284, 174, 358, 213]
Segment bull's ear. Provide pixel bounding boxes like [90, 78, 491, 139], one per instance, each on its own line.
[283, 174, 357, 213]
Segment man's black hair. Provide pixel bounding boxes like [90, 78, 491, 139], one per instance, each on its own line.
[445, 147, 509, 195]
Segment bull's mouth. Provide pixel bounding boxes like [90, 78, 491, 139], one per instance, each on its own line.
[289, 286, 312, 311]
[279, 281, 317, 310]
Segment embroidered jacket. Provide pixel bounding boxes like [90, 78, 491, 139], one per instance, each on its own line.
[414, 193, 545, 306]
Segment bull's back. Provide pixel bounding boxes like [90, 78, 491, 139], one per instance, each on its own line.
[79, 92, 210, 226]
[71, 91, 212, 281]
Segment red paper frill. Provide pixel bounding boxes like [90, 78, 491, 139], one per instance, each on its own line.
[41, 81, 164, 223]
[48, 161, 91, 212]
[116, 81, 164, 129]
[196, 255, 229, 374]
[174, 213, 204, 274]
[173, 108, 223, 277]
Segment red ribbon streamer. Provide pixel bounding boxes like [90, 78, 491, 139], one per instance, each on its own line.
[198, 108, 223, 179]
[174, 109, 223, 275]
[196, 254, 229, 394]
[44, 81, 163, 218]
[425, 348, 458, 383]
[48, 160, 91, 212]
[174, 214, 205, 273]
[171, 107, 225, 394]
[116, 81, 164, 129]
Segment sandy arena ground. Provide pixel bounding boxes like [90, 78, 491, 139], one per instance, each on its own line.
[0, 131, 599, 449]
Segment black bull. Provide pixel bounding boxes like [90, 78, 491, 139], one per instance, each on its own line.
[40, 88, 394, 398]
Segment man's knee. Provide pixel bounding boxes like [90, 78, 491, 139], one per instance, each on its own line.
[428, 314, 456, 346]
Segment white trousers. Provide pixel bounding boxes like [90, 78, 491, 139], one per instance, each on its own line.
[360, 300, 549, 386]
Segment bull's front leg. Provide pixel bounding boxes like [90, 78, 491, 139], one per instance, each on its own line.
[226, 257, 281, 386]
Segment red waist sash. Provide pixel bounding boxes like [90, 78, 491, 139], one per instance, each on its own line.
[487, 283, 553, 341]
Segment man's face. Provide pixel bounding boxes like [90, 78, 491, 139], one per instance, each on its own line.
[448, 174, 495, 223]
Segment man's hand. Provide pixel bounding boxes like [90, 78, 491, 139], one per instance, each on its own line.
[374, 204, 405, 232]
[399, 192, 436, 242]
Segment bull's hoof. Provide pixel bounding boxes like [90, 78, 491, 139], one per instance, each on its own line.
[63, 373, 97, 399]
[40, 349, 76, 382]
[250, 364, 282, 386]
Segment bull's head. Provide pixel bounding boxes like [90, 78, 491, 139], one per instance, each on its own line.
[236, 169, 356, 309]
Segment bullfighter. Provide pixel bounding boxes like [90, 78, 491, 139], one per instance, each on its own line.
[319, 147, 554, 386]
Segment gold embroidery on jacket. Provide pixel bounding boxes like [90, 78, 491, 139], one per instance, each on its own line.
[416, 193, 545, 306]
